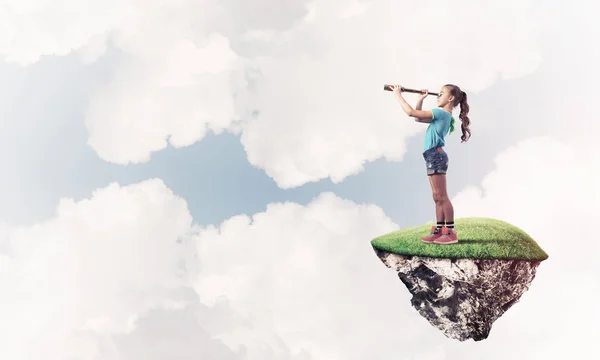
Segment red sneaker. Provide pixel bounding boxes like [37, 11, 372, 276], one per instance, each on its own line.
[433, 227, 458, 244]
[420, 226, 443, 243]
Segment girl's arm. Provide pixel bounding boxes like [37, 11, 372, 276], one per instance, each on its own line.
[415, 97, 424, 110]
[413, 90, 430, 121]
[415, 89, 429, 110]
[392, 86, 434, 123]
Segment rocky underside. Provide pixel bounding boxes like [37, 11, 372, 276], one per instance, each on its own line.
[375, 249, 541, 341]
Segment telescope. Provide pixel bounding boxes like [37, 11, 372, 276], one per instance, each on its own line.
[383, 84, 439, 97]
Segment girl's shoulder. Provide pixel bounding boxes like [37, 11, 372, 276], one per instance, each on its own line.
[431, 107, 453, 118]
[431, 108, 453, 124]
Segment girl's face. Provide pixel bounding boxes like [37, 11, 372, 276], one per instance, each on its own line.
[436, 86, 453, 107]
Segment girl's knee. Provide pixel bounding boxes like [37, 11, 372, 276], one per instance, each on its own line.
[435, 195, 449, 203]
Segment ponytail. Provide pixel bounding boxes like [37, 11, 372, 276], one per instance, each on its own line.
[443, 84, 471, 143]
[458, 91, 471, 143]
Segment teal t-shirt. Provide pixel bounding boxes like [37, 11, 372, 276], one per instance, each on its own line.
[424, 108, 453, 151]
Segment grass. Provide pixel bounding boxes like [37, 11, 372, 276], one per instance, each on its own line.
[371, 217, 549, 261]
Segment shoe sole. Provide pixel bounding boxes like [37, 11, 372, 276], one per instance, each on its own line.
[433, 239, 458, 244]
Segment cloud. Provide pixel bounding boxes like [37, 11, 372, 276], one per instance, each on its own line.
[451, 136, 600, 257]
[0, 179, 198, 360]
[192, 192, 456, 360]
[446, 136, 600, 357]
[1, 178, 430, 360]
[0, 0, 542, 187]
[84, 32, 245, 164]
[110, 302, 244, 360]
[190, 136, 600, 359]
[78, 0, 312, 165]
[3, 135, 597, 358]
[238, 0, 542, 188]
[0, 0, 134, 65]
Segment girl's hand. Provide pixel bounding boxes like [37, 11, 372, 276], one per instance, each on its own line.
[418, 89, 429, 99]
[391, 84, 403, 94]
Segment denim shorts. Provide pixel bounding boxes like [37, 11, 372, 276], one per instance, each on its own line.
[422, 146, 449, 176]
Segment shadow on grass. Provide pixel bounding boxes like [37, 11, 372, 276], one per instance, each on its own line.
[448, 239, 522, 245]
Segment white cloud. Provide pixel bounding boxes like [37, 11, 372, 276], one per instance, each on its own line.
[192, 192, 451, 360]
[0, 0, 135, 66]
[0, 179, 197, 360]
[84, 32, 244, 164]
[110, 305, 245, 360]
[0, 0, 542, 187]
[451, 136, 600, 256]
[1, 178, 434, 360]
[77, 0, 309, 165]
[3, 135, 597, 358]
[233, 0, 543, 188]
[447, 136, 600, 357]
[190, 136, 600, 359]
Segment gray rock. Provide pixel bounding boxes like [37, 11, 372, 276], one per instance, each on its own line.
[374, 249, 541, 341]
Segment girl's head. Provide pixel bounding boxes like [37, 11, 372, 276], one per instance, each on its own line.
[437, 84, 472, 143]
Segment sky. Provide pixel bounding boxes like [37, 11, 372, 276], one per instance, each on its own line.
[0, 0, 599, 359]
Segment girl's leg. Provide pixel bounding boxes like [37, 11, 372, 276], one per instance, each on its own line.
[431, 174, 453, 222]
[421, 175, 445, 243]
[431, 174, 458, 243]
[429, 175, 444, 225]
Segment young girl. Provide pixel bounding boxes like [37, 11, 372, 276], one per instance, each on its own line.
[389, 84, 471, 244]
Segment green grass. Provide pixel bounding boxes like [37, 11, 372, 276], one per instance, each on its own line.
[371, 217, 549, 261]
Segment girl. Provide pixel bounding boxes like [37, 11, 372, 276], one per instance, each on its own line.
[389, 84, 471, 244]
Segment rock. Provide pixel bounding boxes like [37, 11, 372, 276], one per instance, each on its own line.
[374, 249, 541, 341]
